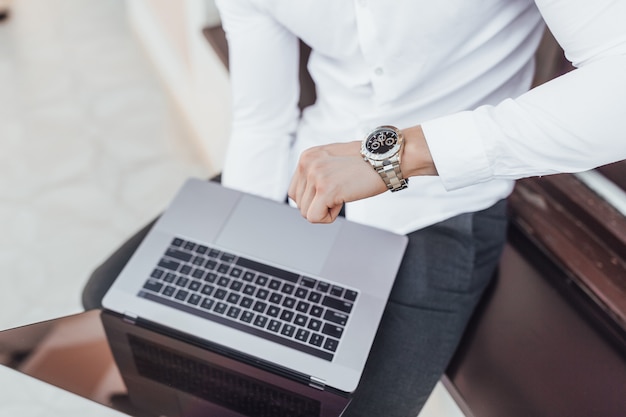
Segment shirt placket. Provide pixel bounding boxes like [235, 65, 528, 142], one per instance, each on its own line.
[353, 0, 391, 108]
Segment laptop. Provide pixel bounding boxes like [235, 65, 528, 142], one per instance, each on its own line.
[101, 309, 353, 417]
[102, 178, 407, 404]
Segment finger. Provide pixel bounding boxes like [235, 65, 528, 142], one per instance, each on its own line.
[298, 180, 316, 219]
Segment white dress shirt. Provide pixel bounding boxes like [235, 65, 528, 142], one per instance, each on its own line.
[215, 0, 626, 234]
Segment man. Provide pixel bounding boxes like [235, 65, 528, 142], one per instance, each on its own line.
[212, 1, 626, 416]
[83, 1, 625, 416]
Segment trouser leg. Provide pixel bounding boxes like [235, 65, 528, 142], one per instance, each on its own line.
[342, 200, 508, 417]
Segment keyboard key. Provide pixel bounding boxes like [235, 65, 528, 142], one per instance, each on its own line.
[220, 252, 236, 263]
[310, 306, 324, 317]
[213, 302, 228, 314]
[230, 267, 242, 278]
[308, 291, 322, 303]
[253, 315, 269, 328]
[192, 256, 204, 266]
[176, 276, 189, 287]
[243, 284, 256, 295]
[196, 245, 208, 254]
[143, 279, 163, 293]
[150, 268, 164, 279]
[205, 272, 217, 283]
[164, 272, 176, 283]
[344, 290, 358, 301]
[165, 248, 192, 262]
[163, 286, 176, 297]
[158, 258, 180, 271]
[267, 320, 281, 332]
[310, 334, 324, 347]
[200, 298, 214, 311]
[295, 329, 311, 343]
[269, 292, 283, 304]
[217, 276, 230, 287]
[242, 271, 255, 281]
[227, 293, 241, 304]
[301, 277, 317, 288]
[188, 294, 201, 305]
[268, 279, 281, 290]
[180, 265, 192, 275]
[281, 324, 296, 338]
[280, 310, 294, 322]
[294, 314, 308, 327]
[188, 280, 201, 292]
[281, 283, 295, 295]
[175, 289, 188, 301]
[322, 323, 344, 339]
[201, 285, 214, 296]
[294, 288, 308, 299]
[230, 280, 243, 291]
[240, 297, 254, 309]
[256, 275, 269, 286]
[256, 289, 269, 300]
[214, 289, 227, 300]
[253, 301, 267, 313]
[330, 285, 344, 297]
[205, 259, 217, 270]
[227, 306, 241, 319]
[183, 241, 196, 251]
[296, 301, 310, 313]
[324, 310, 349, 326]
[282, 297, 296, 309]
[191, 268, 204, 279]
[322, 295, 353, 313]
[316, 281, 330, 293]
[217, 263, 230, 274]
[267, 306, 281, 317]
[171, 238, 184, 247]
[241, 311, 254, 323]
[308, 319, 322, 332]
[324, 338, 339, 352]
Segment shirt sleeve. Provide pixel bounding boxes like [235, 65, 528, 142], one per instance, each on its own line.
[215, 0, 301, 201]
[422, 0, 626, 191]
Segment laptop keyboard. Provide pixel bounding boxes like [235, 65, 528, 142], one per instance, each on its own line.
[138, 237, 359, 361]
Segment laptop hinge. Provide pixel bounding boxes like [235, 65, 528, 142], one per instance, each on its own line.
[309, 376, 326, 391]
[122, 311, 138, 324]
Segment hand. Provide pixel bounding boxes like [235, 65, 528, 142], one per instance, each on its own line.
[288, 141, 387, 223]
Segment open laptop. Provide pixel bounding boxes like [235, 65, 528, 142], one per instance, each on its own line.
[102, 178, 407, 406]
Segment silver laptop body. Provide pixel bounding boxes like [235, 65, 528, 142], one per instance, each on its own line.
[103, 178, 407, 394]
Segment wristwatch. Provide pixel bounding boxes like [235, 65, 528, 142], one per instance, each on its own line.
[361, 125, 409, 192]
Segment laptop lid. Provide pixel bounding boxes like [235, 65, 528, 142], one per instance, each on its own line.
[103, 178, 407, 393]
[101, 310, 350, 417]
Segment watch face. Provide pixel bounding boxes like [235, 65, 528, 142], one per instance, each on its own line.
[362, 127, 402, 161]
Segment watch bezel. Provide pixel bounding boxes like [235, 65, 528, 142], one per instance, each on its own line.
[361, 125, 403, 162]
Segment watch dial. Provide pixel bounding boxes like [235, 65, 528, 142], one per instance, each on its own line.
[366, 129, 398, 155]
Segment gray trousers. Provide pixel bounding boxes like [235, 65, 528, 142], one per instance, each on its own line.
[82, 194, 508, 417]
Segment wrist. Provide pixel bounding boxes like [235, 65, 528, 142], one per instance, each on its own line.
[400, 125, 438, 178]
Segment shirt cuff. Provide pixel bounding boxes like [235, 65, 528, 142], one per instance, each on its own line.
[421, 111, 493, 191]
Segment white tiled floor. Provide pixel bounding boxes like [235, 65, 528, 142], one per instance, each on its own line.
[0, 1, 464, 416]
[0, 0, 211, 331]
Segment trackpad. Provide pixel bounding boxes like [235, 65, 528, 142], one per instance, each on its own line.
[215, 196, 342, 275]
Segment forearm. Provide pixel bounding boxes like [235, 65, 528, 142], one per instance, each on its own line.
[216, 0, 301, 201]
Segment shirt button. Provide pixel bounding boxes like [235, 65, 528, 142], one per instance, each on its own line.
[374, 67, 384, 76]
